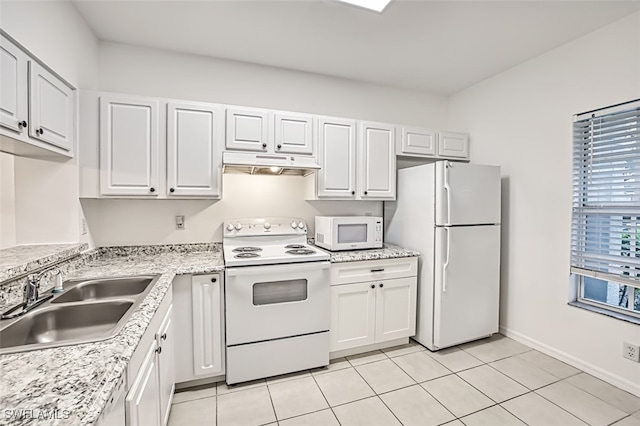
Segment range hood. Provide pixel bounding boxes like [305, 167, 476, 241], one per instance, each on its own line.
[222, 152, 320, 177]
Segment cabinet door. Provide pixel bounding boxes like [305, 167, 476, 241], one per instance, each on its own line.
[399, 126, 436, 156]
[125, 340, 161, 426]
[316, 117, 356, 198]
[330, 282, 376, 352]
[28, 61, 74, 151]
[438, 132, 469, 159]
[100, 95, 159, 196]
[374, 277, 417, 343]
[226, 107, 269, 152]
[167, 102, 223, 197]
[359, 122, 396, 199]
[274, 112, 313, 155]
[192, 274, 224, 377]
[157, 305, 174, 426]
[0, 34, 28, 135]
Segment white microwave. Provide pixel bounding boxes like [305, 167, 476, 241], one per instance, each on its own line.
[315, 216, 383, 251]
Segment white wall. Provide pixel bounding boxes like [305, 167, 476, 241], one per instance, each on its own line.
[448, 12, 640, 395]
[81, 174, 381, 246]
[0, 152, 16, 247]
[82, 41, 448, 247]
[0, 0, 98, 247]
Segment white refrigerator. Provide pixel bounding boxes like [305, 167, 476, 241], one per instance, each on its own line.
[385, 161, 501, 351]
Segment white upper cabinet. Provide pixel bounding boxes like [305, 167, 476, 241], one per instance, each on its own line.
[398, 126, 436, 156]
[167, 102, 223, 197]
[100, 94, 160, 196]
[28, 61, 74, 151]
[359, 121, 396, 200]
[438, 131, 469, 159]
[225, 107, 269, 152]
[316, 117, 356, 198]
[0, 34, 28, 135]
[274, 112, 313, 155]
[0, 32, 74, 158]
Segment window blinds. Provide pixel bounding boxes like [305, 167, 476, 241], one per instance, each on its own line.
[571, 100, 640, 284]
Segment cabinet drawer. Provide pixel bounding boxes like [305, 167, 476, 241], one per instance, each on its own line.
[330, 257, 417, 285]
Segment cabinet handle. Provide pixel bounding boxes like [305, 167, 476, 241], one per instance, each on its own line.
[277, 144, 282, 149]
[262, 143, 267, 148]
[161, 333, 167, 340]
[379, 283, 384, 288]
[370, 284, 375, 289]
[351, 191, 355, 195]
[370, 268, 385, 272]
[36, 127, 44, 135]
[150, 187, 156, 193]
[169, 188, 175, 193]
[18, 121, 27, 129]
[156, 346, 162, 354]
[364, 191, 368, 195]
[211, 277, 217, 283]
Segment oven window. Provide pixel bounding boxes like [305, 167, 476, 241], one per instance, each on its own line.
[253, 279, 308, 305]
[338, 223, 367, 244]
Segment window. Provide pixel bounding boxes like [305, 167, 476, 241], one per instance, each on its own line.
[571, 99, 640, 321]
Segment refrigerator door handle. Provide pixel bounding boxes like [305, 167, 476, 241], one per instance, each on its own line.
[444, 162, 451, 226]
[443, 227, 450, 292]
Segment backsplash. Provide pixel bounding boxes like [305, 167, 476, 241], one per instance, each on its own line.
[0, 243, 221, 313]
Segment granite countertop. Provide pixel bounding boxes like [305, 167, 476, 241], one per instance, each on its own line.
[0, 245, 224, 426]
[324, 243, 420, 263]
[0, 241, 417, 425]
[0, 243, 87, 284]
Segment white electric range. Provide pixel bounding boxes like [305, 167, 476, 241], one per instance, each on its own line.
[222, 217, 330, 384]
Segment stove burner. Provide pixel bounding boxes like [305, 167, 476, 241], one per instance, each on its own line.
[235, 252, 260, 259]
[285, 244, 306, 249]
[233, 247, 263, 253]
[286, 249, 316, 256]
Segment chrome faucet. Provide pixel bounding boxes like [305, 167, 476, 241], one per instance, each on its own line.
[1, 270, 55, 320]
[24, 271, 47, 307]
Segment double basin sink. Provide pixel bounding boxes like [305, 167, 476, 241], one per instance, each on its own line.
[0, 275, 159, 355]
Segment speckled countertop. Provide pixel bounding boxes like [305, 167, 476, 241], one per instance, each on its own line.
[0, 243, 87, 284]
[323, 243, 420, 263]
[0, 241, 417, 425]
[0, 245, 224, 426]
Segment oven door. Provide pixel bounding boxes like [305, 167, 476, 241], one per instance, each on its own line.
[225, 261, 330, 346]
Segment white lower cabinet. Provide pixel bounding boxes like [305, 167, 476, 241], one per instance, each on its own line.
[173, 273, 225, 384]
[124, 288, 174, 426]
[126, 339, 161, 426]
[157, 306, 175, 425]
[330, 258, 417, 353]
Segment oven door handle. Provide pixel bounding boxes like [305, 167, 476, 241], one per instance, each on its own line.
[226, 261, 330, 277]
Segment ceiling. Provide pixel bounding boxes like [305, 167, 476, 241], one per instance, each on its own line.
[72, 0, 640, 95]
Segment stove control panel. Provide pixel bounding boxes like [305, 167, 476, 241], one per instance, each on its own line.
[224, 217, 308, 237]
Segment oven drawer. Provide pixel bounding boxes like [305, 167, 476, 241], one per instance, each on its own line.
[226, 332, 329, 384]
[225, 262, 330, 345]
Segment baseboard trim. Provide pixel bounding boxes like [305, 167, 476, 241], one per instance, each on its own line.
[499, 326, 640, 397]
[330, 338, 409, 359]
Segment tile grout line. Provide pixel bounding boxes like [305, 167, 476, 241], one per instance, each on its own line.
[309, 366, 343, 426]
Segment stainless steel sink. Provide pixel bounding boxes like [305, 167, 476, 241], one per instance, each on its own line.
[0, 274, 159, 355]
[0, 301, 133, 350]
[51, 276, 155, 303]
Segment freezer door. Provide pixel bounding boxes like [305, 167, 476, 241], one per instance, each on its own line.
[433, 225, 500, 349]
[435, 162, 501, 226]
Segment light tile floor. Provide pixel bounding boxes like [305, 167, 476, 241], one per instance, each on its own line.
[168, 335, 640, 426]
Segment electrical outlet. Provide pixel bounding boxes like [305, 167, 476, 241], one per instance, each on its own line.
[176, 215, 185, 230]
[81, 218, 87, 235]
[623, 342, 640, 362]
